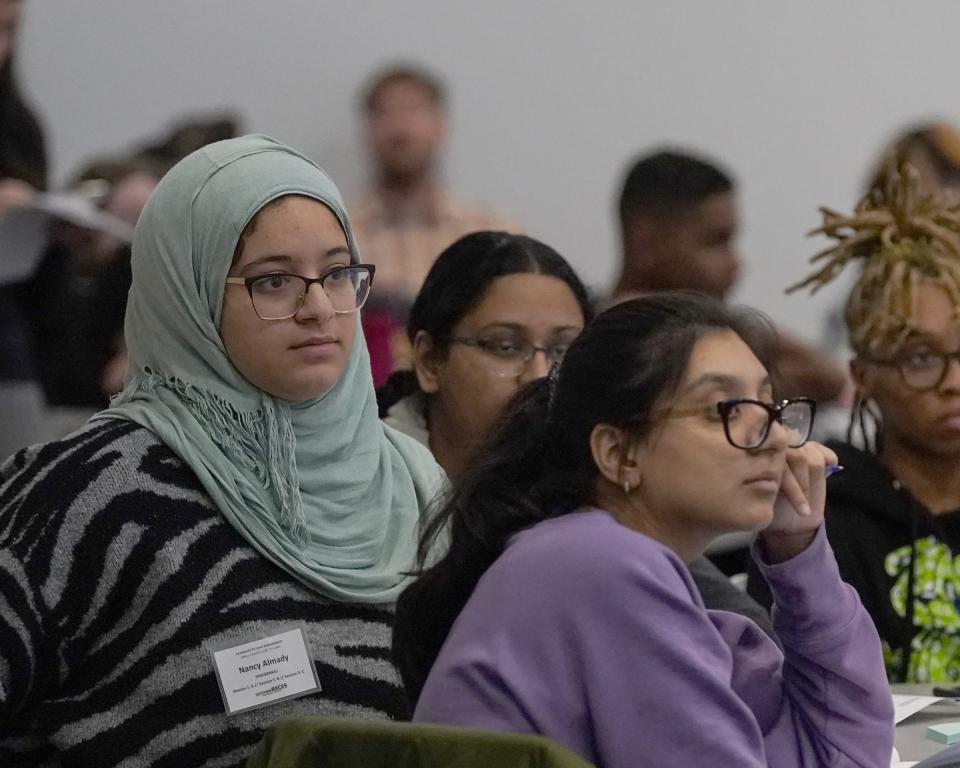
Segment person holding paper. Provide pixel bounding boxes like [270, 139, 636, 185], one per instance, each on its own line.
[0, 135, 444, 767]
[394, 292, 894, 768]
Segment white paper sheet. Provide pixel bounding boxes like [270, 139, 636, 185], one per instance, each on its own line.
[893, 694, 944, 724]
[0, 193, 133, 283]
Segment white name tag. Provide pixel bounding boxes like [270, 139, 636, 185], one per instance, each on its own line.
[208, 625, 321, 715]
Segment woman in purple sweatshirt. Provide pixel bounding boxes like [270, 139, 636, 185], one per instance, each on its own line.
[393, 292, 894, 768]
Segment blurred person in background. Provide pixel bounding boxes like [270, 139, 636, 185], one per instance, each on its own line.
[612, 148, 848, 406]
[821, 121, 960, 359]
[0, 0, 44, 211]
[867, 121, 960, 199]
[14, 155, 160, 407]
[0, 0, 46, 458]
[350, 64, 519, 383]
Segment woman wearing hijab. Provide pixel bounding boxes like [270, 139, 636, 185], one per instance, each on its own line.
[0, 135, 443, 767]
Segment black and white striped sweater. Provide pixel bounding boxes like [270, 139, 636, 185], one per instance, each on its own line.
[0, 419, 409, 767]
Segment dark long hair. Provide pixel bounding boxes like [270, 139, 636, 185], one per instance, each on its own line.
[0, 51, 47, 189]
[392, 292, 778, 702]
[376, 231, 594, 416]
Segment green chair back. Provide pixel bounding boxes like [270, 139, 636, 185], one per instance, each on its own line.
[246, 717, 597, 768]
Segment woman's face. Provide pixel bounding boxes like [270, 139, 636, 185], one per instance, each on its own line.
[858, 281, 960, 460]
[418, 272, 585, 467]
[630, 329, 790, 544]
[220, 196, 356, 402]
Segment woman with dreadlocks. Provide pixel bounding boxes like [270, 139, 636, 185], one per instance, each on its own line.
[756, 164, 960, 683]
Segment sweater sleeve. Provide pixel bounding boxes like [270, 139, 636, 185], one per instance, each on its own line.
[415, 514, 894, 768]
[580, 528, 892, 768]
[749, 525, 895, 767]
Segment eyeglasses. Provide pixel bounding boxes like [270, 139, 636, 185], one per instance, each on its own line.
[443, 335, 575, 378]
[866, 349, 960, 392]
[662, 397, 817, 450]
[225, 264, 375, 320]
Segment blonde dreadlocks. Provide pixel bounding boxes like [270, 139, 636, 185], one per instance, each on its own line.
[788, 164, 960, 359]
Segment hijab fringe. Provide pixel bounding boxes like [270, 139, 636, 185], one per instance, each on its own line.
[115, 367, 308, 544]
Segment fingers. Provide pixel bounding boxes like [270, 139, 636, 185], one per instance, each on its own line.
[779, 442, 834, 517]
[817, 443, 839, 468]
[784, 449, 810, 502]
[778, 460, 811, 516]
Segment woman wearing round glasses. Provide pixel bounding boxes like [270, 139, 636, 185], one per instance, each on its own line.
[0, 136, 443, 766]
[777, 164, 960, 684]
[392, 292, 893, 768]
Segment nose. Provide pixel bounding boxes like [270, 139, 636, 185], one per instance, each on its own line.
[295, 282, 336, 323]
[519, 348, 552, 384]
[761, 416, 790, 452]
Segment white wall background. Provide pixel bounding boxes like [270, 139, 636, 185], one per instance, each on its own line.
[16, 1, 960, 344]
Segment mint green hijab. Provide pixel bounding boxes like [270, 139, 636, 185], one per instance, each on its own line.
[95, 135, 444, 604]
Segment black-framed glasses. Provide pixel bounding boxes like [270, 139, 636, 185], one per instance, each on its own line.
[663, 397, 817, 450]
[865, 349, 960, 392]
[443, 335, 575, 379]
[225, 264, 375, 320]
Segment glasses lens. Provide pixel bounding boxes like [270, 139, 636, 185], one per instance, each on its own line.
[474, 339, 529, 378]
[250, 274, 303, 320]
[546, 342, 574, 368]
[900, 355, 946, 390]
[779, 400, 814, 447]
[325, 266, 372, 313]
[724, 401, 771, 449]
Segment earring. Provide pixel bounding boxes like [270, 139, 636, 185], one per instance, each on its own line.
[623, 480, 632, 496]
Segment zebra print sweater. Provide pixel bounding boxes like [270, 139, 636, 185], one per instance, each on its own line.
[0, 419, 410, 767]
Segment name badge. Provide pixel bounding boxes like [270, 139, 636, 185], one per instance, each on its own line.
[207, 624, 321, 715]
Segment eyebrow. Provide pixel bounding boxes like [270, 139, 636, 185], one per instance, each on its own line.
[475, 322, 583, 334]
[239, 246, 351, 275]
[680, 372, 772, 396]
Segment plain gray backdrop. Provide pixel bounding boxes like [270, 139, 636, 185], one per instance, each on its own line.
[17, 1, 960, 345]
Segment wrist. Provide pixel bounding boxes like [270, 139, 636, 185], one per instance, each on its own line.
[759, 529, 817, 564]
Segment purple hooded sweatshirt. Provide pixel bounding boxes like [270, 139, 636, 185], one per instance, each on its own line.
[414, 509, 894, 768]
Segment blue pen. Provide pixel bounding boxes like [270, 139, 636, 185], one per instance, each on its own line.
[825, 464, 844, 477]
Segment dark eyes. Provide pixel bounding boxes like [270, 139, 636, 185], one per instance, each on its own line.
[252, 274, 295, 293]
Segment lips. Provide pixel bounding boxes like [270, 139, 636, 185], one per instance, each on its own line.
[290, 336, 337, 350]
[744, 471, 782, 494]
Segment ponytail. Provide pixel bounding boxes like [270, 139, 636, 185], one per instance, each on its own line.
[393, 376, 584, 702]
